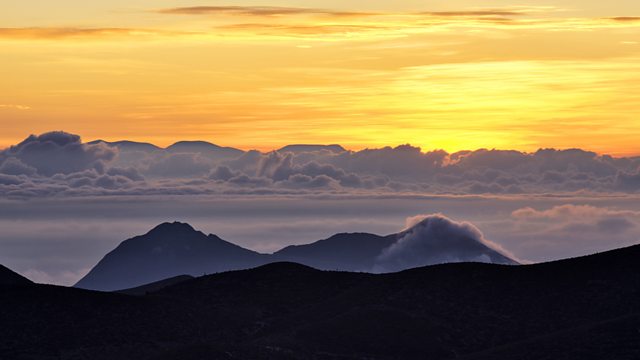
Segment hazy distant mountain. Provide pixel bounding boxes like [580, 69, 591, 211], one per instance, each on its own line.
[0, 264, 32, 286]
[88, 140, 162, 152]
[3, 245, 640, 359]
[76, 218, 518, 291]
[277, 144, 346, 153]
[74, 222, 268, 291]
[167, 141, 244, 160]
[274, 217, 518, 272]
[274, 232, 397, 271]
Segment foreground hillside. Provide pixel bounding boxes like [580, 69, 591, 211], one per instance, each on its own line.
[1, 245, 640, 360]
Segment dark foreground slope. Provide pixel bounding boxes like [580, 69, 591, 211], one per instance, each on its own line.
[2, 245, 640, 360]
[0, 264, 32, 286]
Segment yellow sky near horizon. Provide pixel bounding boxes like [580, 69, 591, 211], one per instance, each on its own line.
[1, 1, 640, 155]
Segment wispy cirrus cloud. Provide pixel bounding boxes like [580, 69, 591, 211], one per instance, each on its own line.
[609, 17, 640, 22]
[151, 5, 640, 38]
[418, 10, 525, 17]
[215, 23, 390, 36]
[0, 104, 30, 110]
[156, 6, 545, 18]
[0, 27, 191, 40]
[157, 6, 378, 17]
[3, 7, 638, 41]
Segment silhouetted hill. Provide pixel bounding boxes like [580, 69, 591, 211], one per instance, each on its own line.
[274, 218, 518, 273]
[116, 275, 194, 296]
[166, 141, 244, 159]
[278, 144, 347, 153]
[88, 140, 162, 152]
[75, 222, 269, 291]
[0, 264, 32, 286]
[2, 245, 639, 359]
[274, 232, 397, 271]
[77, 219, 518, 291]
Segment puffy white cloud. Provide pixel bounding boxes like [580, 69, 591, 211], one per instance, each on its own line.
[500, 204, 640, 261]
[106, 167, 145, 182]
[0, 157, 37, 176]
[2, 130, 640, 197]
[278, 174, 337, 189]
[145, 153, 212, 177]
[208, 166, 240, 181]
[257, 152, 294, 181]
[615, 169, 640, 191]
[1, 131, 116, 176]
[511, 204, 639, 235]
[374, 214, 517, 272]
[0, 174, 26, 185]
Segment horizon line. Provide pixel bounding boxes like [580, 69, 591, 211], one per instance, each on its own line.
[2, 131, 640, 158]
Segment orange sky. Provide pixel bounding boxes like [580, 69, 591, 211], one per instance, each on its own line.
[1, 1, 640, 155]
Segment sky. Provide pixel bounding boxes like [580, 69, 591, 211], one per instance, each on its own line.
[1, 0, 640, 154]
[1, 1, 640, 285]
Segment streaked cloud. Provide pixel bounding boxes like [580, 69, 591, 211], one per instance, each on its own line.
[609, 17, 640, 22]
[0, 27, 188, 40]
[0, 104, 30, 110]
[158, 6, 377, 17]
[157, 6, 535, 18]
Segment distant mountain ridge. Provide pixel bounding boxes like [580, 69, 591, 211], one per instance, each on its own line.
[166, 141, 245, 159]
[75, 219, 518, 291]
[273, 232, 398, 271]
[74, 222, 269, 291]
[88, 140, 162, 152]
[277, 144, 346, 153]
[89, 139, 348, 155]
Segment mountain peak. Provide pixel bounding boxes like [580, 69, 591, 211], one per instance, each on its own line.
[75, 222, 266, 291]
[148, 221, 197, 235]
[167, 140, 221, 149]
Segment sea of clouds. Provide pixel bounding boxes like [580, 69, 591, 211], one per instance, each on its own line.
[2, 131, 640, 198]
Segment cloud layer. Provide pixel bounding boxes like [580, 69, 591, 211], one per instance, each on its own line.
[2, 131, 640, 198]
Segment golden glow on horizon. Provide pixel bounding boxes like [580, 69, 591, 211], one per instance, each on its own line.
[1, 1, 639, 155]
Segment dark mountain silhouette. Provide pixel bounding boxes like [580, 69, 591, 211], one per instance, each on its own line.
[278, 144, 346, 153]
[2, 245, 640, 359]
[76, 219, 518, 291]
[274, 216, 518, 272]
[116, 274, 194, 296]
[0, 264, 32, 286]
[166, 140, 244, 160]
[88, 140, 162, 152]
[274, 232, 397, 271]
[74, 222, 268, 291]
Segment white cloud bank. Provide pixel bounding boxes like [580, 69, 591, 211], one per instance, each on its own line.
[1, 130, 640, 198]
